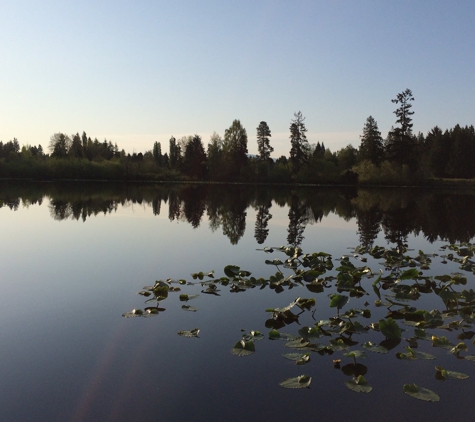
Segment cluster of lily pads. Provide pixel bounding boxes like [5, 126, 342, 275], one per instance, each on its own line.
[123, 242, 475, 402]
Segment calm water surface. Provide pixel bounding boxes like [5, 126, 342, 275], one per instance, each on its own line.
[1, 182, 475, 421]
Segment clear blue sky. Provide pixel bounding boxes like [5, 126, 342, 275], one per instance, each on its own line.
[1, 0, 474, 157]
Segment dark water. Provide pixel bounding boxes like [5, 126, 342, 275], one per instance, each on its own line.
[1, 182, 475, 422]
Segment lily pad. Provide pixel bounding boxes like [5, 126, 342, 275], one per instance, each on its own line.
[343, 350, 367, 359]
[403, 384, 440, 402]
[285, 338, 310, 349]
[178, 328, 200, 338]
[329, 293, 349, 310]
[279, 375, 312, 389]
[283, 352, 311, 365]
[362, 341, 388, 354]
[345, 375, 372, 393]
[379, 317, 402, 339]
[179, 294, 199, 302]
[268, 330, 298, 341]
[396, 347, 435, 360]
[181, 305, 198, 312]
[269, 297, 301, 313]
[242, 331, 265, 342]
[431, 335, 454, 349]
[122, 308, 143, 318]
[231, 340, 256, 356]
[435, 366, 469, 380]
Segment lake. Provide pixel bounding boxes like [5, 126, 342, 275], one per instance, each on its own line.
[1, 181, 475, 422]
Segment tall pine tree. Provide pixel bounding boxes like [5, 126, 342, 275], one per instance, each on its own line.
[256, 121, 273, 161]
[386, 89, 416, 168]
[359, 116, 384, 165]
[289, 111, 310, 174]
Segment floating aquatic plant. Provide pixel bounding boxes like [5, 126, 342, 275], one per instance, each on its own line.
[124, 242, 475, 402]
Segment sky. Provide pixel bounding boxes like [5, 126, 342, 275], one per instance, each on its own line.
[1, 0, 474, 157]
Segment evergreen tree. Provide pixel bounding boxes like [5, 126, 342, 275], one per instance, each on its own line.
[207, 132, 225, 180]
[359, 116, 384, 165]
[313, 142, 325, 159]
[69, 133, 84, 158]
[256, 121, 273, 161]
[183, 135, 206, 179]
[386, 89, 416, 168]
[153, 141, 162, 166]
[49, 133, 71, 158]
[446, 125, 475, 178]
[168, 136, 181, 170]
[289, 111, 310, 174]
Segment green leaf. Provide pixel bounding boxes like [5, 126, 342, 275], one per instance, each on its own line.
[329, 294, 349, 310]
[450, 342, 468, 356]
[399, 268, 420, 280]
[285, 338, 310, 349]
[122, 308, 143, 318]
[414, 328, 431, 340]
[403, 384, 440, 402]
[329, 338, 349, 351]
[283, 352, 311, 365]
[265, 259, 284, 266]
[435, 366, 469, 380]
[177, 328, 200, 338]
[362, 342, 388, 354]
[464, 355, 475, 361]
[298, 326, 324, 341]
[345, 375, 372, 393]
[181, 305, 198, 312]
[224, 265, 241, 278]
[297, 298, 316, 310]
[379, 317, 402, 339]
[272, 297, 300, 313]
[268, 331, 298, 341]
[231, 340, 255, 356]
[279, 375, 312, 389]
[343, 350, 367, 359]
[397, 347, 435, 360]
[179, 294, 199, 301]
[431, 335, 454, 349]
[242, 331, 264, 342]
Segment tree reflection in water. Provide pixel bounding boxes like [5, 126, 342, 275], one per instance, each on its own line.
[2, 181, 475, 246]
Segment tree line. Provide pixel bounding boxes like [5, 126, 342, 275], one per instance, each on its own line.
[1, 89, 474, 184]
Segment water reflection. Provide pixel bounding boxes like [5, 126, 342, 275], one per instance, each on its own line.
[2, 182, 475, 245]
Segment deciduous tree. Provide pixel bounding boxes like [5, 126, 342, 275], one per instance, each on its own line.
[224, 119, 248, 179]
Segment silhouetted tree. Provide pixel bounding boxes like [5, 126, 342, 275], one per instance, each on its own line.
[153, 141, 162, 166]
[49, 133, 71, 158]
[386, 89, 416, 168]
[69, 133, 84, 159]
[224, 119, 248, 179]
[183, 135, 206, 179]
[207, 132, 225, 181]
[359, 116, 384, 165]
[256, 121, 273, 161]
[289, 111, 310, 174]
[169, 136, 181, 170]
